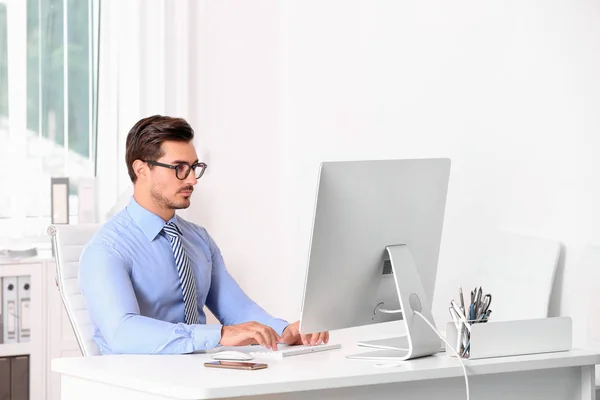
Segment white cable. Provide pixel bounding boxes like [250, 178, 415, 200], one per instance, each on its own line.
[414, 311, 469, 400]
[374, 302, 403, 315]
[377, 308, 403, 314]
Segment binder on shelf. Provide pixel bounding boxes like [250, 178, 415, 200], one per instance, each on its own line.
[0, 357, 10, 399]
[51, 177, 70, 257]
[17, 276, 31, 343]
[10, 355, 29, 400]
[1, 277, 18, 344]
[51, 177, 70, 224]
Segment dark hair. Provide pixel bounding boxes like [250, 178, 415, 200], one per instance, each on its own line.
[125, 115, 195, 183]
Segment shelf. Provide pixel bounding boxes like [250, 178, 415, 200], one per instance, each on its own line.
[0, 255, 53, 266]
[0, 262, 44, 277]
[0, 342, 32, 357]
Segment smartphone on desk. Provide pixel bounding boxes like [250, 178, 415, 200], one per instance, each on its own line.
[204, 361, 268, 371]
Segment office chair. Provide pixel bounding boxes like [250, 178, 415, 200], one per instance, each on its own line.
[48, 224, 102, 356]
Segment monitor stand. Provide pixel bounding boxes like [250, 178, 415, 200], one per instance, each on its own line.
[357, 335, 410, 350]
[346, 244, 441, 361]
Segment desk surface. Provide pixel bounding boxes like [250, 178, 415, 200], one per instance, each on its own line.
[52, 321, 600, 400]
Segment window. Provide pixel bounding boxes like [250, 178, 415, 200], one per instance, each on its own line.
[0, 5, 7, 119]
[0, 0, 98, 246]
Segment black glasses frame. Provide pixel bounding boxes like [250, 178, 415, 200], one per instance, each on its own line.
[144, 160, 208, 180]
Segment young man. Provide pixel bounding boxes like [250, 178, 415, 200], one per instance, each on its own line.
[79, 115, 328, 354]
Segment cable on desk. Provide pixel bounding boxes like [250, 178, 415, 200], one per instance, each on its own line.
[414, 311, 470, 400]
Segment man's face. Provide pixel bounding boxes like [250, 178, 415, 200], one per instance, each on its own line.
[148, 140, 199, 210]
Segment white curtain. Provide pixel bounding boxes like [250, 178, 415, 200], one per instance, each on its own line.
[95, 0, 198, 220]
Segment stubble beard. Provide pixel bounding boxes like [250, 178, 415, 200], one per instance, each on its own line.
[150, 184, 192, 210]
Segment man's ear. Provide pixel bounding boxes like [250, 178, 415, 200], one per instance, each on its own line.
[132, 159, 147, 182]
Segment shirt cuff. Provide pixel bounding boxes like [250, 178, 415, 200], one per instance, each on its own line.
[271, 318, 290, 337]
[191, 324, 223, 351]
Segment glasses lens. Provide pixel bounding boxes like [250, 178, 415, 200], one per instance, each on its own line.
[175, 164, 191, 180]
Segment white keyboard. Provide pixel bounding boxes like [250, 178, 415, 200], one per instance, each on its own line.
[250, 343, 342, 358]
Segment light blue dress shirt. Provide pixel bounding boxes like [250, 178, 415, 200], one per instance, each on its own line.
[79, 197, 288, 355]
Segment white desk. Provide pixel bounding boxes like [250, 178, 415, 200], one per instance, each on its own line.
[52, 322, 600, 400]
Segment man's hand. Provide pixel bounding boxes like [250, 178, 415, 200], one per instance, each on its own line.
[219, 321, 283, 350]
[280, 321, 329, 346]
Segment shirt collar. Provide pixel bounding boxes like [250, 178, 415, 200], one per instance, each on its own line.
[126, 197, 179, 242]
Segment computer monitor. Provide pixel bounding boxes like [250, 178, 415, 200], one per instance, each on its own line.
[299, 158, 451, 360]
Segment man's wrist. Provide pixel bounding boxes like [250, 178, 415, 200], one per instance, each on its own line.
[191, 324, 222, 351]
[272, 319, 290, 337]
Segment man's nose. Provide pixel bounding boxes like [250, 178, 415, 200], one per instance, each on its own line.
[185, 172, 198, 186]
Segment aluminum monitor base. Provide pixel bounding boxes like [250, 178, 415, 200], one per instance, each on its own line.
[357, 336, 409, 351]
[347, 245, 441, 361]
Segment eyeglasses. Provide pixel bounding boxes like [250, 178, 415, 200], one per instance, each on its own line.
[144, 160, 208, 180]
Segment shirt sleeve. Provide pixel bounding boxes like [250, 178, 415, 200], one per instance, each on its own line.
[203, 233, 289, 336]
[79, 243, 222, 354]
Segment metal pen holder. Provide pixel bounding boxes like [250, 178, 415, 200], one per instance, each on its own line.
[447, 317, 573, 360]
[454, 317, 490, 359]
[449, 286, 493, 359]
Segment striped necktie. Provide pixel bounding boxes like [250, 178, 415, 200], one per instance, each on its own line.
[163, 222, 199, 325]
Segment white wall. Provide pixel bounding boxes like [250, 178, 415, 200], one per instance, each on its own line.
[189, 1, 289, 320]
[278, 0, 600, 343]
[189, 0, 600, 342]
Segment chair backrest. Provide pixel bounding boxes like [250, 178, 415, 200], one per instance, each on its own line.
[436, 230, 563, 323]
[48, 223, 102, 356]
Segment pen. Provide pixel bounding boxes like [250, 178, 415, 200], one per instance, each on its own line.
[449, 307, 460, 327]
[477, 311, 488, 323]
[449, 306, 457, 322]
[450, 308, 463, 353]
[451, 300, 471, 327]
[451, 300, 466, 320]
[484, 309, 492, 322]
[462, 340, 470, 357]
[459, 287, 465, 311]
[449, 307, 466, 353]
